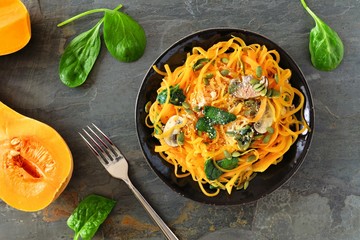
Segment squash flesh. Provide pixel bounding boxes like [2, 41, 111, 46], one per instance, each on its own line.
[0, 102, 73, 212]
[0, 0, 31, 55]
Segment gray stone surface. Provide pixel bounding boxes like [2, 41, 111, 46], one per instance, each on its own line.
[0, 0, 359, 239]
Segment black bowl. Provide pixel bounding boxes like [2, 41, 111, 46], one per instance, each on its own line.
[135, 28, 314, 205]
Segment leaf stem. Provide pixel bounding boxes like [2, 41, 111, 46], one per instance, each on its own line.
[300, 0, 320, 24]
[300, 0, 308, 9]
[57, 4, 123, 27]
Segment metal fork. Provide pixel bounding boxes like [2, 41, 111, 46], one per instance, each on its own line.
[79, 123, 179, 240]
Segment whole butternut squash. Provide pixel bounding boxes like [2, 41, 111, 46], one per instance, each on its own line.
[0, 0, 31, 55]
[0, 102, 73, 212]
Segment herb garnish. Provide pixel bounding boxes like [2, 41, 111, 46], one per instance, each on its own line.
[156, 85, 186, 106]
[205, 157, 239, 181]
[196, 106, 236, 139]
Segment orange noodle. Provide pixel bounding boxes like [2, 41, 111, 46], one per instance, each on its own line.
[145, 36, 310, 197]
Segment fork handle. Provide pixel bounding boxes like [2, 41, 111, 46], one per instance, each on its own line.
[124, 179, 179, 240]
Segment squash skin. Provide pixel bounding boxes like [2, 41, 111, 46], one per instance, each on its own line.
[0, 0, 31, 56]
[0, 102, 73, 212]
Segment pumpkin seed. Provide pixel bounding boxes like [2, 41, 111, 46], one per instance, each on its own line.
[205, 73, 214, 79]
[253, 83, 265, 92]
[220, 69, 230, 76]
[231, 151, 241, 157]
[253, 134, 264, 140]
[270, 89, 280, 98]
[256, 66, 262, 78]
[221, 57, 229, 64]
[193, 106, 201, 112]
[176, 131, 185, 145]
[193, 58, 210, 71]
[267, 126, 274, 134]
[243, 180, 249, 190]
[145, 101, 152, 113]
[250, 78, 259, 85]
[224, 150, 232, 159]
[185, 108, 194, 115]
[9, 150, 20, 157]
[252, 82, 263, 90]
[247, 155, 257, 162]
[244, 109, 253, 117]
[10, 138, 21, 146]
[236, 183, 244, 190]
[182, 102, 191, 109]
[266, 88, 273, 97]
[249, 172, 257, 181]
[262, 134, 271, 144]
[260, 88, 267, 96]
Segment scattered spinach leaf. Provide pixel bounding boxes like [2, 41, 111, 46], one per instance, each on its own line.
[156, 85, 186, 106]
[103, 10, 146, 62]
[58, 3, 147, 87]
[67, 194, 116, 240]
[59, 20, 102, 88]
[300, 0, 344, 71]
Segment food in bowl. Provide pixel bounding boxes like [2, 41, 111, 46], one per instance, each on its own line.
[144, 36, 310, 197]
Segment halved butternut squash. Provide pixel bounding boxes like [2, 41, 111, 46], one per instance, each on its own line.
[0, 102, 73, 212]
[0, 0, 31, 55]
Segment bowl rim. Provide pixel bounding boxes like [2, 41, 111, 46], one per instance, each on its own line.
[135, 27, 314, 205]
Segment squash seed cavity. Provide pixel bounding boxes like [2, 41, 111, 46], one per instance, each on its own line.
[4, 137, 54, 179]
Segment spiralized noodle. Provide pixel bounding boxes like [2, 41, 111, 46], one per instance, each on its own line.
[145, 36, 310, 197]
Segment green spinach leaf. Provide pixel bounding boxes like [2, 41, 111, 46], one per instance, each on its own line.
[156, 85, 186, 106]
[204, 106, 236, 125]
[196, 117, 217, 139]
[204, 157, 239, 181]
[301, 0, 344, 71]
[67, 194, 116, 240]
[195, 106, 236, 139]
[58, 4, 147, 87]
[59, 20, 102, 88]
[204, 159, 223, 180]
[103, 10, 146, 62]
[217, 157, 239, 170]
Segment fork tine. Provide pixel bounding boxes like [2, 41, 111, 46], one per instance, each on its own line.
[79, 132, 109, 166]
[85, 125, 118, 160]
[91, 123, 122, 156]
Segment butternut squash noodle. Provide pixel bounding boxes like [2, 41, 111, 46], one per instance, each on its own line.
[145, 36, 310, 197]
